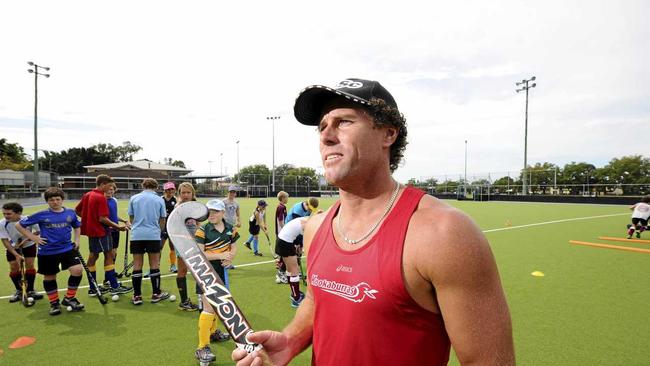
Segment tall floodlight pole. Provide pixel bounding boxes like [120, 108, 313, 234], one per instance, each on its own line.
[267, 116, 280, 193]
[27, 61, 50, 192]
[464, 140, 468, 196]
[236, 140, 240, 180]
[220, 153, 223, 175]
[208, 160, 213, 176]
[516, 76, 537, 195]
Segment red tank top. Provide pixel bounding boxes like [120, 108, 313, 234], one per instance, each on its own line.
[308, 186, 450, 366]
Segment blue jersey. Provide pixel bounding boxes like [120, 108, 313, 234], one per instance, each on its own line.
[107, 197, 119, 231]
[285, 202, 310, 223]
[20, 208, 80, 256]
[128, 190, 166, 241]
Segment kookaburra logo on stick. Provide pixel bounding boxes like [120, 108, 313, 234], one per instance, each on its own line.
[167, 201, 261, 353]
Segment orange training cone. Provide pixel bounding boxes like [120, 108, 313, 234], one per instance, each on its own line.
[8, 336, 36, 349]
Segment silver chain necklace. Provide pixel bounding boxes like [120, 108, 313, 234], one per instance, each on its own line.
[336, 180, 401, 245]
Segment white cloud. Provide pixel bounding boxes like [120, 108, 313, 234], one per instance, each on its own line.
[1, 0, 648, 183]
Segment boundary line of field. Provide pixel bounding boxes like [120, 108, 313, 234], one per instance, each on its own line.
[0, 213, 627, 299]
[483, 213, 628, 233]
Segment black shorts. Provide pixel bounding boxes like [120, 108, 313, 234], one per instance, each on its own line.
[6, 244, 37, 262]
[130, 240, 161, 254]
[632, 218, 649, 227]
[37, 249, 80, 275]
[249, 225, 260, 236]
[111, 230, 120, 249]
[275, 238, 297, 257]
[196, 260, 226, 294]
[89, 235, 114, 253]
[294, 234, 304, 247]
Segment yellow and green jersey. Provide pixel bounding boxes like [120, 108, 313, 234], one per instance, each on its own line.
[195, 220, 240, 254]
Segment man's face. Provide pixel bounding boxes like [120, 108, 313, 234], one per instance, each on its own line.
[2, 209, 20, 222]
[47, 196, 64, 211]
[105, 186, 115, 198]
[228, 191, 236, 199]
[318, 105, 396, 186]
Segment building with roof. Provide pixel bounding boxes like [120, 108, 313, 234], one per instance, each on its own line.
[60, 159, 193, 198]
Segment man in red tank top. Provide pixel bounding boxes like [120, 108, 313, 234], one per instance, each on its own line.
[233, 79, 515, 366]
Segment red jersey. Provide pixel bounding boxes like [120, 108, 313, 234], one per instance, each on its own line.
[308, 186, 450, 366]
[275, 203, 287, 235]
[76, 189, 110, 237]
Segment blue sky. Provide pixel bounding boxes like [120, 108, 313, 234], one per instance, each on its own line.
[1, 0, 648, 182]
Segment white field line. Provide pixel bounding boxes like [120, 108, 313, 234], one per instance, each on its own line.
[482, 213, 628, 233]
[0, 213, 627, 299]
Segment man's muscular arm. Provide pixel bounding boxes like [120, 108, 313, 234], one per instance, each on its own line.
[409, 201, 515, 365]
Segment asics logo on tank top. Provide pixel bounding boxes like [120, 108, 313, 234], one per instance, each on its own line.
[310, 274, 378, 303]
[336, 80, 363, 88]
[336, 264, 352, 273]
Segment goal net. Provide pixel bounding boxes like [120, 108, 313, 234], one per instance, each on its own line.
[246, 185, 268, 198]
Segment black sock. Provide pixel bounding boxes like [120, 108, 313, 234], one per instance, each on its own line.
[43, 279, 58, 304]
[67, 274, 82, 289]
[9, 271, 21, 291]
[150, 269, 161, 294]
[26, 269, 36, 292]
[176, 276, 188, 302]
[132, 270, 143, 296]
[66, 275, 82, 299]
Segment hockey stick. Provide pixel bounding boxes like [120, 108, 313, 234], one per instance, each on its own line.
[74, 248, 108, 305]
[117, 230, 133, 278]
[167, 201, 264, 354]
[17, 247, 35, 307]
[263, 231, 278, 259]
[117, 261, 134, 279]
[297, 254, 307, 286]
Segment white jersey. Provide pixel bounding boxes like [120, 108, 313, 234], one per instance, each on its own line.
[632, 202, 650, 220]
[278, 217, 304, 243]
[0, 216, 38, 248]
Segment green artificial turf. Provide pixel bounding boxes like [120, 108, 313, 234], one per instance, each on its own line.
[1, 197, 647, 365]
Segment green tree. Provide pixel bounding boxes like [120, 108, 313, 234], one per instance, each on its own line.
[163, 157, 187, 169]
[471, 178, 491, 186]
[493, 176, 515, 186]
[274, 164, 295, 177]
[598, 155, 650, 195]
[234, 164, 271, 185]
[89, 141, 142, 162]
[600, 155, 650, 184]
[114, 141, 142, 162]
[492, 176, 516, 193]
[0, 139, 31, 170]
[526, 162, 559, 194]
[285, 167, 317, 187]
[436, 179, 460, 193]
[36, 142, 143, 174]
[559, 162, 597, 194]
